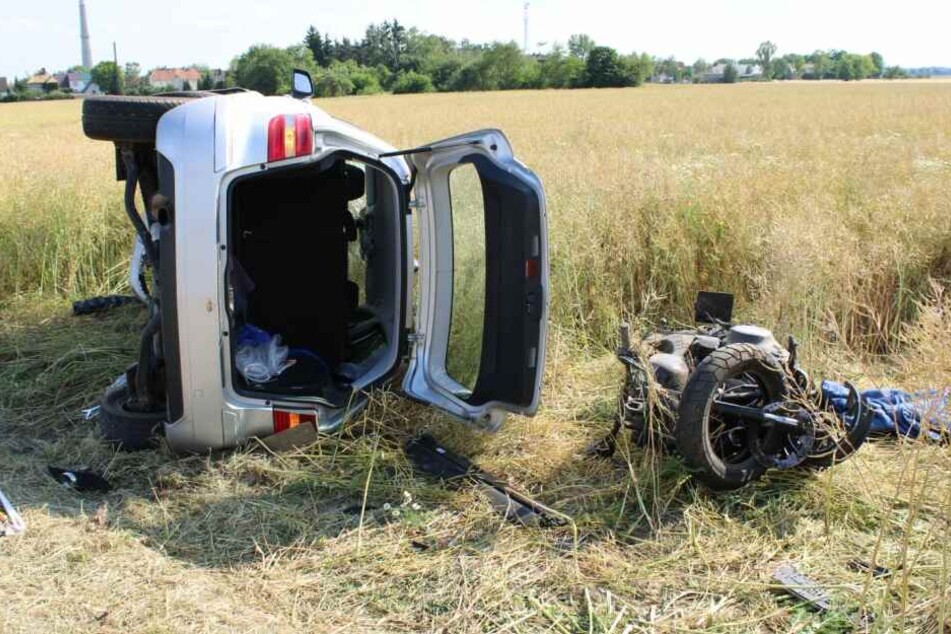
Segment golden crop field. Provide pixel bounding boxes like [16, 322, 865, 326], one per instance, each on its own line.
[1, 83, 950, 633]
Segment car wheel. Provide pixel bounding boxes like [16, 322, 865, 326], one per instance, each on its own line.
[98, 383, 166, 451]
[82, 94, 203, 144]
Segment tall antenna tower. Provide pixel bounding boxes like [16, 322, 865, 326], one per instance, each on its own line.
[522, 2, 528, 55]
[523, 2, 530, 53]
[79, 0, 93, 69]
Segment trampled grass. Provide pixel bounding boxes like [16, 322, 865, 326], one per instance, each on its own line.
[1, 83, 949, 633]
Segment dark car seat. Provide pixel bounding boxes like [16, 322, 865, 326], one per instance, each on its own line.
[232, 161, 364, 368]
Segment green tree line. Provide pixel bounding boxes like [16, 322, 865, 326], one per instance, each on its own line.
[2, 28, 911, 102]
[226, 28, 906, 96]
[230, 22, 656, 96]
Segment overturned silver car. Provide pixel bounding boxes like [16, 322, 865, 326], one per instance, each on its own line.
[82, 71, 549, 452]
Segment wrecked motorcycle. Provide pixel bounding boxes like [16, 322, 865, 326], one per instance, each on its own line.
[597, 292, 872, 490]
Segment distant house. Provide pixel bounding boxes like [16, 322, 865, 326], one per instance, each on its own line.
[208, 68, 227, 87]
[25, 69, 60, 93]
[800, 63, 819, 80]
[57, 71, 93, 93]
[703, 62, 763, 83]
[0, 77, 9, 97]
[148, 68, 202, 91]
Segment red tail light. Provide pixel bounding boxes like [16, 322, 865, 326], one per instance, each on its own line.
[272, 409, 317, 433]
[524, 257, 539, 279]
[267, 114, 313, 162]
[295, 114, 313, 156]
[266, 115, 286, 162]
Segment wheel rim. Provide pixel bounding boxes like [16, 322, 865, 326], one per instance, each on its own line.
[705, 371, 777, 466]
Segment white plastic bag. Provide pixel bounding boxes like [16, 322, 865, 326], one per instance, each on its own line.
[236, 334, 293, 383]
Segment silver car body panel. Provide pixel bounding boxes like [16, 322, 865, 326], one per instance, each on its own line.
[402, 129, 550, 431]
[151, 93, 546, 451]
[155, 93, 410, 451]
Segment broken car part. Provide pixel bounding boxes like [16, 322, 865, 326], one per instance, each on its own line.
[72, 295, 140, 316]
[772, 564, 832, 613]
[405, 434, 567, 527]
[47, 467, 112, 493]
[848, 559, 892, 578]
[0, 488, 26, 536]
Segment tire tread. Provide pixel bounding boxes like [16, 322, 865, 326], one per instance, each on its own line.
[675, 343, 783, 491]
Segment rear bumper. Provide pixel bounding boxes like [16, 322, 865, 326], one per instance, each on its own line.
[163, 396, 369, 452]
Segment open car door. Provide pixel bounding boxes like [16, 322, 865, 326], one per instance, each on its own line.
[402, 129, 548, 430]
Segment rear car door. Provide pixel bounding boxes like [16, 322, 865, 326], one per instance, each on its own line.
[402, 129, 548, 430]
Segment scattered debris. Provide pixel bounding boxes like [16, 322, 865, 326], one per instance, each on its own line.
[342, 503, 377, 515]
[772, 564, 832, 613]
[82, 405, 101, 421]
[47, 466, 112, 492]
[257, 421, 319, 452]
[848, 559, 892, 578]
[72, 294, 140, 316]
[91, 502, 110, 529]
[404, 433, 568, 527]
[774, 562, 880, 629]
[0, 488, 26, 536]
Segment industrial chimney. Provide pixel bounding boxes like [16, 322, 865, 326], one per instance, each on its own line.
[79, 0, 93, 69]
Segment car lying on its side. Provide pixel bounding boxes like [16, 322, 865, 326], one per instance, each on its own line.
[82, 71, 549, 452]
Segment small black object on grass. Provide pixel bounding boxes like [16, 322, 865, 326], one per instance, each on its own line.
[72, 295, 140, 316]
[47, 466, 112, 493]
[848, 559, 892, 578]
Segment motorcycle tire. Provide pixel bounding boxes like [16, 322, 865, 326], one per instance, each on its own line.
[675, 343, 787, 491]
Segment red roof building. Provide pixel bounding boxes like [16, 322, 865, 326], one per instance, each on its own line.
[148, 68, 202, 90]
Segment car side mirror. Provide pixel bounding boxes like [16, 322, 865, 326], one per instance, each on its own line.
[291, 69, 314, 99]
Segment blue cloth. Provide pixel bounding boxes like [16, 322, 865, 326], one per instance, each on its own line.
[822, 380, 950, 441]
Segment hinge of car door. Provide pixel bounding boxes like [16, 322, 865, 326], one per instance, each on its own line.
[405, 331, 424, 360]
[379, 139, 481, 158]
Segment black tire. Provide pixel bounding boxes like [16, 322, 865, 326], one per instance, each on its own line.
[675, 343, 787, 491]
[99, 383, 166, 451]
[72, 295, 140, 316]
[82, 95, 200, 144]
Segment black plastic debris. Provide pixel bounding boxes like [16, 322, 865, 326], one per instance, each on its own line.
[848, 559, 892, 578]
[47, 466, 112, 493]
[404, 433, 567, 528]
[72, 295, 139, 316]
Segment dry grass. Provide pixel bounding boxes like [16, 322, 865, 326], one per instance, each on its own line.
[1, 83, 950, 633]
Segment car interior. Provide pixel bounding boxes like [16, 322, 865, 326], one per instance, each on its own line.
[226, 154, 403, 407]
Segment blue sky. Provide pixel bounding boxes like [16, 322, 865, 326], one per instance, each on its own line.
[1, 0, 947, 79]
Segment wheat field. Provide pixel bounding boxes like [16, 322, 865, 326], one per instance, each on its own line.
[1, 82, 949, 633]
